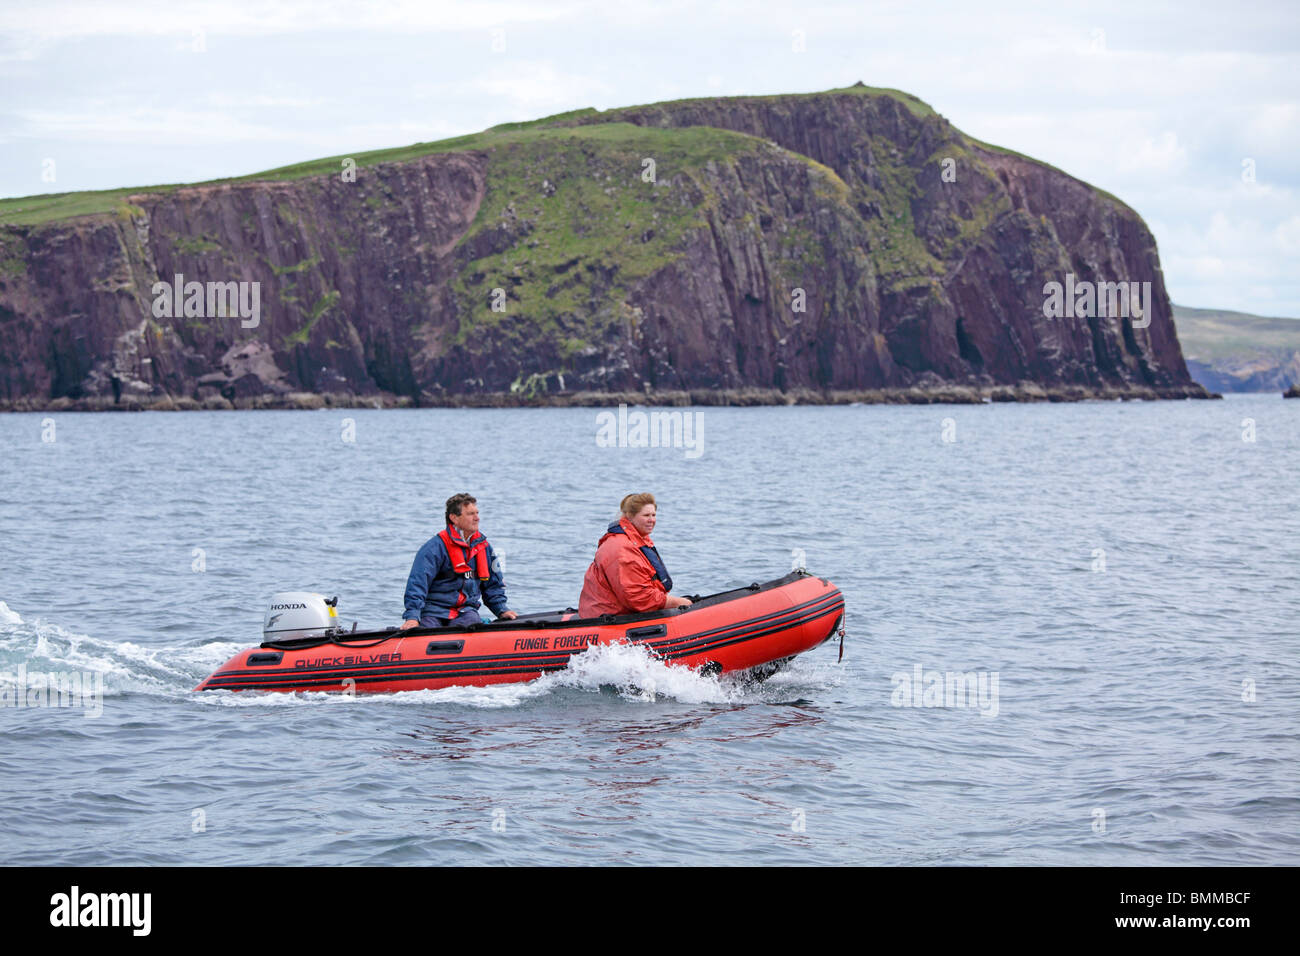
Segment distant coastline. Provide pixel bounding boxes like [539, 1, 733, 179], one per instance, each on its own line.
[0, 382, 1216, 412]
[1173, 303, 1300, 393]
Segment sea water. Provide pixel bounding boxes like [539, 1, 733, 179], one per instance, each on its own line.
[0, 396, 1296, 864]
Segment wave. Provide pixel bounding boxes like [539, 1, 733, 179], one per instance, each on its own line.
[0, 601, 22, 626]
[0, 601, 241, 700]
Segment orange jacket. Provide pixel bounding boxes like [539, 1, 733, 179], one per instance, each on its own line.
[579, 518, 668, 617]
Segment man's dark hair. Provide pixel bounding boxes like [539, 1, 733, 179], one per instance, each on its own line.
[445, 493, 477, 523]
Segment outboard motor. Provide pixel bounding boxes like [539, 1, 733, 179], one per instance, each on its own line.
[263, 592, 344, 643]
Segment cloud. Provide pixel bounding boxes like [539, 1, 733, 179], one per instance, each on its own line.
[2, 0, 1297, 313]
[8, 106, 304, 144]
[1118, 131, 1188, 177]
[1275, 215, 1300, 255]
[465, 59, 614, 112]
[0, 0, 585, 41]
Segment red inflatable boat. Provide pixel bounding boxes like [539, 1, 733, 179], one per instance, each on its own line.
[195, 571, 845, 694]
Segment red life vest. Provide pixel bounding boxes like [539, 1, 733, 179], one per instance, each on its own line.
[437, 526, 491, 620]
[605, 520, 673, 591]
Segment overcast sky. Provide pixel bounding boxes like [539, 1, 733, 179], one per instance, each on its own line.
[3, 0, 1297, 316]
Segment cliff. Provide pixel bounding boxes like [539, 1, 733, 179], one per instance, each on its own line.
[0, 84, 1208, 409]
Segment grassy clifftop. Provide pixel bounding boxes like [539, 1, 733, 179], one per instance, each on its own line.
[0, 85, 924, 227]
[1173, 304, 1300, 360]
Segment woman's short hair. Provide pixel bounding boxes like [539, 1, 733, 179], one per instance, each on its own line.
[620, 492, 656, 517]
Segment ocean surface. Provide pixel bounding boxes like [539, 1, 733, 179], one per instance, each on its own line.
[1, 395, 1297, 866]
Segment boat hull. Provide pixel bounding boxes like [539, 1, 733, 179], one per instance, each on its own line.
[195, 572, 844, 694]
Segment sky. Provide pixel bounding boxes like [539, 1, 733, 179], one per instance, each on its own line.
[2, 0, 1297, 317]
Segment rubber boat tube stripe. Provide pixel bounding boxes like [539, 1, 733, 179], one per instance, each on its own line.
[661, 601, 842, 661]
[640, 593, 844, 655]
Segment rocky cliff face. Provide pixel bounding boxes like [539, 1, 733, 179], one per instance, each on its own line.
[563, 90, 1192, 392]
[0, 85, 1206, 408]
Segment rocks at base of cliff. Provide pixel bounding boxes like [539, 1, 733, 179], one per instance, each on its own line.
[0, 391, 412, 412]
[194, 341, 292, 403]
[0, 380, 1216, 412]
[397, 381, 1216, 408]
[1285, 384, 1300, 398]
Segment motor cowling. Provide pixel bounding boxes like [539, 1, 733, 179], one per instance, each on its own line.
[263, 592, 341, 642]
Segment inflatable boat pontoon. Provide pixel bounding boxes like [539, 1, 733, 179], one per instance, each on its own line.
[195, 571, 845, 694]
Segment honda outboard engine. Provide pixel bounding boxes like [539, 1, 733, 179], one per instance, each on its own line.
[263, 592, 344, 643]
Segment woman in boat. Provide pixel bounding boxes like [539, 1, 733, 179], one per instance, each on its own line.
[579, 493, 693, 617]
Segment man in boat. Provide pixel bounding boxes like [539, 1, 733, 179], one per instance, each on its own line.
[579, 492, 692, 617]
[401, 493, 518, 630]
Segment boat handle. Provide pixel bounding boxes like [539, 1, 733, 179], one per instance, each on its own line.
[425, 640, 466, 655]
[626, 624, 667, 640]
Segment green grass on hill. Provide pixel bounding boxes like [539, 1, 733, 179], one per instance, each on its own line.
[552, 83, 939, 123]
[0, 123, 763, 228]
[446, 124, 777, 352]
[0, 85, 935, 228]
[0, 133, 485, 226]
[1172, 304, 1300, 360]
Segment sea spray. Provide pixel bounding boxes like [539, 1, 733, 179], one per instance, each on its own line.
[194, 641, 741, 708]
[549, 641, 737, 704]
[0, 601, 21, 624]
[0, 608, 233, 702]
